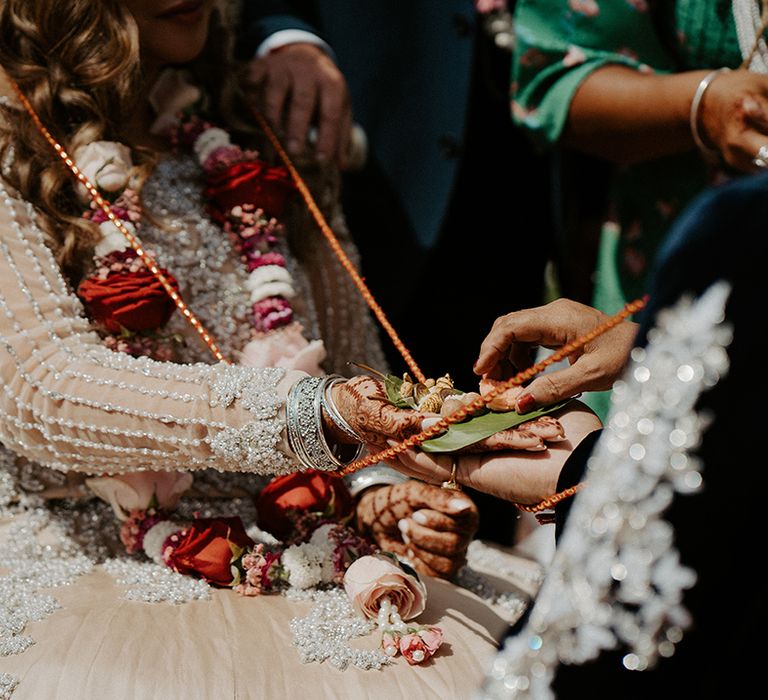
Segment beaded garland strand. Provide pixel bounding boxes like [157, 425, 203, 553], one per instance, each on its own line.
[10, 76, 648, 515]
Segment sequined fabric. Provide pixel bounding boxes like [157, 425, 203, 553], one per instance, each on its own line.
[480, 283, 732, 699]
[0, 146, 387, 693]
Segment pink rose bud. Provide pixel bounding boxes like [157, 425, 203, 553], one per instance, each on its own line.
[381, 631, 401, 657]
[399, 633, 430, 665]
[418, 626, 444, 654]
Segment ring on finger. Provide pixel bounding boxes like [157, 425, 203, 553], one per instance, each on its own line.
[441, 459, 461, 490]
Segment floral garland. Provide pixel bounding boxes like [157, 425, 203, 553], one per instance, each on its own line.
[73, 68, 444, 666]
[74, 69, 325, 372]
[86, 470, 444, 665]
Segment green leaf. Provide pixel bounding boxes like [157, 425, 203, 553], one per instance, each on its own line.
[420, 400, 571, 453]
[384, 374, 417, 410]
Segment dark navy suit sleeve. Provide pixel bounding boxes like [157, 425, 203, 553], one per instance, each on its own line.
[236, 1, 319, 59]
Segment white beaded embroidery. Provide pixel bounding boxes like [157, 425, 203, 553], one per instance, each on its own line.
[0, 506, 94, 683]
[102, 559, 211, 604]
[288, 587, 390, 670]
[480, 283, 732, 699]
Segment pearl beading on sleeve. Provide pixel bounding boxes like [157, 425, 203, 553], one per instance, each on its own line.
[0, 178, 298, 475]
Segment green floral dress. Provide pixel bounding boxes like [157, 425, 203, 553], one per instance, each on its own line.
[512, 0, 749, 418]
[513, 0, 744, 312]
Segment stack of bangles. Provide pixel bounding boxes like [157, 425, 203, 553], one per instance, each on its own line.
[286, 375, 364, 471]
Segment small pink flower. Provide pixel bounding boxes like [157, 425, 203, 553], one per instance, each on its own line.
[244, 251, 287, 272]
[399, 633, 431, 665]
[563, 45, 587, 67]
[381, 631, 401, 657]
[568, 0, 599, 17]
[417, 626, 443, 654]
[234, 583, 262, 597]
[240, 322, 325, 375]
[251, 296, 294, 332]
[86, 471, 193, 520]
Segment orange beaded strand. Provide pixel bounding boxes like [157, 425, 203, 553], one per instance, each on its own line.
[9, 79, 229, 364]
[516, 483, 584, 514]
[251, 108, 427, 384]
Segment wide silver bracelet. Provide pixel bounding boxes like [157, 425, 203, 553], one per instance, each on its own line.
[286, 376, 363, 472]
[343, 464, 409, 498]
[689, 67, 730, 161]
[321, 375, 364, 442]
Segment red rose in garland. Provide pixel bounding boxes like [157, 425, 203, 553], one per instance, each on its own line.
[205, 160, 294, 220]
[165, 517, 254, 587]
[78, 264, 180, 333]
[256, 470, 354, 540]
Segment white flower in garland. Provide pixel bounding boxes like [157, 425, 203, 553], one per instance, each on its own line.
[246, 265, 296, 303]
[95, 220, 133, 257]
[73, 141, 133, 199]
[193, 127, 231, 165]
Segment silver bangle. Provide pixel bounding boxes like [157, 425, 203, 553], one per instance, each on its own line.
[321, 376, 363, 442]
[286, 376, 363, 472]
[689, 67, 730, 161]
[314, 375, 365, 466]
[343, 464, 409, 498]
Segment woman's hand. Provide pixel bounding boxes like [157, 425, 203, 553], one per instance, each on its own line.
[564, 65, 768, 170]
[473, 298, 638, 413]
[329, 376, 428, 447]
[330, 376, 570, 452]
[699, 68, 768, 171]
[384, 403, 601, 505]
[354, 480, 479, 579]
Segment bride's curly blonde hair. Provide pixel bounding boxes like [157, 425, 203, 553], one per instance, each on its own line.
[0, 0, 237, 282]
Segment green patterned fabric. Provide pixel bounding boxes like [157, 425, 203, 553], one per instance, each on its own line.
[512, 1, 746, 418]
[514, 0, 746, 309]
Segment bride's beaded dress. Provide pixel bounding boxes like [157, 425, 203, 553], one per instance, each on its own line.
[0, 137, 533, 697]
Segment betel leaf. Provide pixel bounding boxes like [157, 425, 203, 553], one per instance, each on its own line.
[384, 374, 417, 409]
[420, 400, 571, 453]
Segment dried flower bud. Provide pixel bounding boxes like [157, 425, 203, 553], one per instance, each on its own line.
[419, 393, 443, 414]
[435, 374, 453, 390]
[413, 383, 429, 403]
[400, 381, 414, 398]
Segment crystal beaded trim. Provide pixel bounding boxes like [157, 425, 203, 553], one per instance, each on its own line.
[480, 283, 732, 699]
[0, 506, 94, 696]
[0, 673, 18, 700]
[102, 559, 211, 604]
[288, 587, 390, 670]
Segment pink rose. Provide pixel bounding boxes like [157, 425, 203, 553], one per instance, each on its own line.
[343, 553, 427, 621]
[86, 471, 193, 520]
[239, 322, 326, 375]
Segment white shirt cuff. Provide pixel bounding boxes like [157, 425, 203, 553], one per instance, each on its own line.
[255, 30, 334, 60]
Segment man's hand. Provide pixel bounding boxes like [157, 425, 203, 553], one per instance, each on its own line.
[248, 43, 352, 165]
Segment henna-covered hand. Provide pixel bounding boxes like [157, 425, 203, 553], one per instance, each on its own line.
[332, 376, 428, 446]
[384, 403, 602, 505]
[354, 481, 479, 579]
